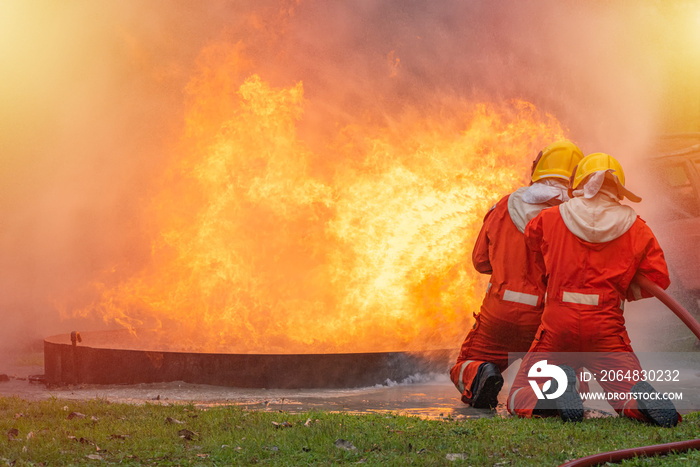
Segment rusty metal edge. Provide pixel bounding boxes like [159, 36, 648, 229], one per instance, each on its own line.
[44, 330, 453, 389]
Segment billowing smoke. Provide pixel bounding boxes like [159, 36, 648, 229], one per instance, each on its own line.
[0, 1, 695, 360]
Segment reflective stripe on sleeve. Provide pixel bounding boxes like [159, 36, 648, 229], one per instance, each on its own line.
[562, 291, 599, 306]
[486, 283, 492, 293]
[503, 290, 539, 306]
[458, 360, 476, 394]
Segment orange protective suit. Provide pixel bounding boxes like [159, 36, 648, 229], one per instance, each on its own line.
[507, 195, 672, 418]
[450, 187, 550, 404]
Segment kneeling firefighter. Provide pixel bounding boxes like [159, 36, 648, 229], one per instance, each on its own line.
[449, 141, 584, 408]
[507, 153, 681, 426]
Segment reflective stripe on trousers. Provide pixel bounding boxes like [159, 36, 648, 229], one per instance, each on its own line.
[558, 291, 625, 309]
[502, 289, 539, 306]
[510, 387, 525, 413]
[562, 291, 599, 306]
[458, 360, 476, 394]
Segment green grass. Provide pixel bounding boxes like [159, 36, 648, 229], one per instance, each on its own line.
[0, 397, 698, 466]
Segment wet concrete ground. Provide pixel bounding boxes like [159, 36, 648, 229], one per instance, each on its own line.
[1, 300, 698, 420]
[0, 357, 622, 421]
[0, 354, 501, 420]
[1, 356, 697, 420]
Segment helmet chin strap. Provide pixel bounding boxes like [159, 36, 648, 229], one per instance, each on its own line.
[570, 170, 642, 203]
[567, 153, 641, 203]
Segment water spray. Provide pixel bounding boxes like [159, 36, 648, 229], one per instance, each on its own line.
[634, 274, 700, 341]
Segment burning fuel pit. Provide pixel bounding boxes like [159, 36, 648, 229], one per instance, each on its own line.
[44, 329, 453, 389]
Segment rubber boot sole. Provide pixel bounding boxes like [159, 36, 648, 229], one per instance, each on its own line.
[631, 381, 679, 427]
[556, 365, 583, 422]
[471, 363, 504, 409]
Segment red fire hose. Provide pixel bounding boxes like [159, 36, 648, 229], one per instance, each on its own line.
[558, 275, 700, 466]
[559, 439, 700, 467]
[633, 274, 700, 340]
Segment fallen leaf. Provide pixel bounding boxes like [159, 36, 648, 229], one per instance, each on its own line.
[166, 417, 185, 425]
[7, 428, 19, 441]
[196, 453, 210, 458]
[446, 453, 469, 461]
[272, 421, 292, 428]
[26, 432, 34, 440]
[178, 429, 198, 440]
[67, 412, 86, 420]
[304, 418, 312, 427]
[67, 437, 101, 451]
[85, 454, 102, 460]
[334, 439, 357, 451]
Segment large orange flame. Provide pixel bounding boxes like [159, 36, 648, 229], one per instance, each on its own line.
[71, 41, 566, 354]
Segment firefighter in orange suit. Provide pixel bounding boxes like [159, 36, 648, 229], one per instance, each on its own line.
[449, 141, 584, 408]
[507, 153, 680, 426]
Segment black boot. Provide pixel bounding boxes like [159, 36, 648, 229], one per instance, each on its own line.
[470, 363, 504, 409]
[630, 381, 679, 427]
[555, 365, 583, 422]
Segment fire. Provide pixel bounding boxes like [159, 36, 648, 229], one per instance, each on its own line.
[70, 42, 566, 354]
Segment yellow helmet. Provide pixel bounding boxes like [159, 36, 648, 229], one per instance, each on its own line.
[531, 141, 584, 183]
[569, 152, 641, 202]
